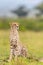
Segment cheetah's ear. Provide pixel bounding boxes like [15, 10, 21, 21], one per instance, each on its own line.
[9, 22, 19, 26]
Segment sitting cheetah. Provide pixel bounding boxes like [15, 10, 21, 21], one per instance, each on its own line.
[8, 22, 28, 61]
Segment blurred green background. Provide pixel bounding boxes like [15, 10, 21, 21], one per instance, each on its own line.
[0, 17, 43, 31]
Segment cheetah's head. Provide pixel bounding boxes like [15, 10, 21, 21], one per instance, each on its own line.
[10, 22, 19, 30]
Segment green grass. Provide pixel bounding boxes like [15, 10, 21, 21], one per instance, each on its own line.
[0, 30, 43, 65]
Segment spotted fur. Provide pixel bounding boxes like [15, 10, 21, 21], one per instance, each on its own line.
[8, 22, 28, 61]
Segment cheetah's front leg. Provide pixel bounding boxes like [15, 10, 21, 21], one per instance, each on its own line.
[8, 46, 14, 62]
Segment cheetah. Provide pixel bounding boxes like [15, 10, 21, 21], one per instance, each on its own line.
[8, 22, 28, 61]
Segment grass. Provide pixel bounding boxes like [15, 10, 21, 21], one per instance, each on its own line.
[0, 30, 43, 65]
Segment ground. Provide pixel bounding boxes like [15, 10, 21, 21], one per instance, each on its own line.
[0, 30, 43, 65]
